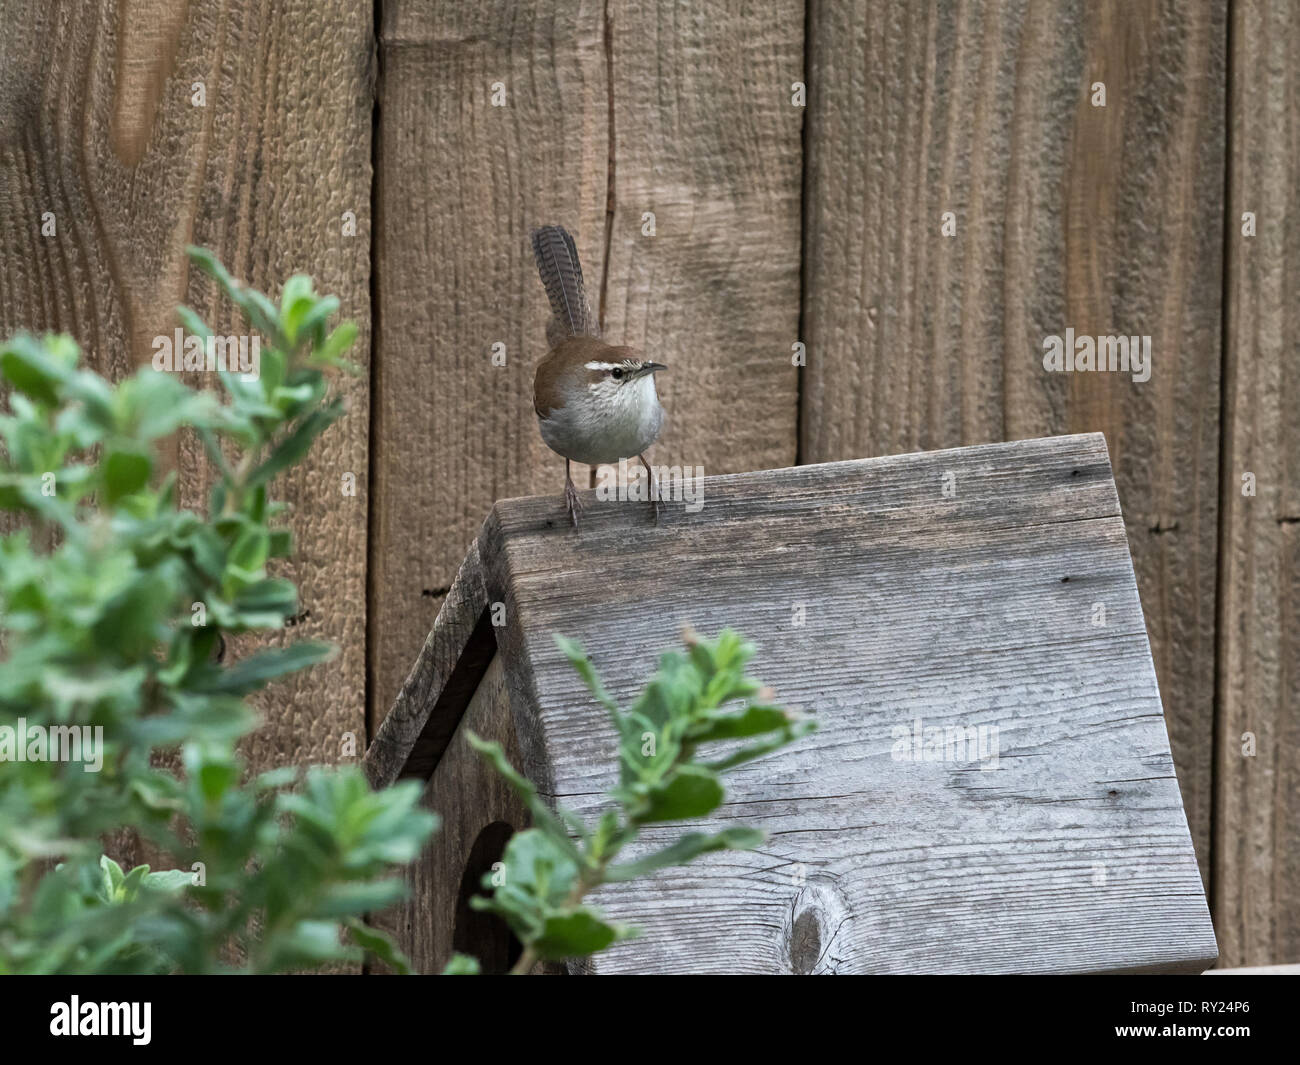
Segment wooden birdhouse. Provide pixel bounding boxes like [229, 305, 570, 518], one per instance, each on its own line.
[364, 433, 1216, 974]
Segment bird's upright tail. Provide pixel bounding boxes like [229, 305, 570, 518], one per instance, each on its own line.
[530, 225, 599, 347]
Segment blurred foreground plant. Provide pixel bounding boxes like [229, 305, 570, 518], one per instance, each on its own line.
[0, 248, 434, 974]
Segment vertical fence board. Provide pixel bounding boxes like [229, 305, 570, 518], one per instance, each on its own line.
[0, 0, 374, 772]
[369, 0, 609, 734]
[599, 1, 803, 476]
[801, 0, 1225, 883]
[1215, 0, 1300, 969]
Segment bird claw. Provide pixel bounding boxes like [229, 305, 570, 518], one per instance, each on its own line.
[564, 477, 583, 529]
[639, 455, 660, 524]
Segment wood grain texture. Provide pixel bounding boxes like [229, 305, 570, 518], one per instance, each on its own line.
[1214, 0, 1300, 969]
[371, 654, 533, 975]
[369, 0, 805, 735]
[800, 0, 1226, 886]
[598, 0, 803, 475]
[478, 434, 1215, 973]
[0, 1, 373, 775]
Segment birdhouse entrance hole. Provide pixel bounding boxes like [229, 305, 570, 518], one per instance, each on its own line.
[452, 821, 523, 973]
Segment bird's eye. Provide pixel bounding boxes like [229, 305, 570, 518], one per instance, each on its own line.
[611, 368, 624, 380]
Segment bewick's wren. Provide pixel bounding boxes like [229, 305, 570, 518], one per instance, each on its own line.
[530, 225, 665, 528]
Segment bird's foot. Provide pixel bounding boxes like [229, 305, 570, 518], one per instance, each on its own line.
[638, 454, 660, 524]
[564, 477, 583, 529]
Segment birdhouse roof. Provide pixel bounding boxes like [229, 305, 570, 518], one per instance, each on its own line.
[365, 432, 1216, 974]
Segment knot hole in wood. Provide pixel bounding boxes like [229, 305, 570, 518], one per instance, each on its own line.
[782, 879, 851, 975]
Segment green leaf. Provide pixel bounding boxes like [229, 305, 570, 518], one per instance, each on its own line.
[604, 827, 765, 882]
[492, 827, 579, 904]
[701, 719, 818, 773]
[142, 869, 195, 893]
[280, 275, 314, 316]
[247, 398, 345, 488]
[638, 764, 724, 822]
[176, 305, 213, 343]
[292, 295, 339, 348]
[317, 880, 408, 918]
[62, 370, 117, 431]
[120, 863, 150, 901]
[441, 953, 481, 975]
[311, 321, 359, 370]
[270, 920, 354, 969]
[530, 908, 625, 961]
[253, 766, 300, 792]
[195, 641, 337, 695]
[268, 528, 293, 558]
[99, 855, 126, 897]
[233, 578, 297, 626]
[0, 333, 71, 405]
[197, 759, 239, 803]
[279, 276, 318, 347]
[688, 703, 794, 742]
[228, 526, 270, 575]
[346, 918, 416, 975]
[102, 445, 152, 504]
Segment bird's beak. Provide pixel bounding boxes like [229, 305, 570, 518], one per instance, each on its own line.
[636, 362, 667, 379]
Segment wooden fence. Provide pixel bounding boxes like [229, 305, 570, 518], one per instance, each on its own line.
[0, 0, 1293, 969]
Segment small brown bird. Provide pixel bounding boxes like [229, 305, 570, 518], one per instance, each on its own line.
[531, 225, 665, 527]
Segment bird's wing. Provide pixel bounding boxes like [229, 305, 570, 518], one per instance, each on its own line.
[530, 225, 598, 346]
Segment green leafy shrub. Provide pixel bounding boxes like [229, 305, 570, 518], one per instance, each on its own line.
[0, 248, 434, 974]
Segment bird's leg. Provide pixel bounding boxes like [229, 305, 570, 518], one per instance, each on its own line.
[638, 453, 660, 522]
[564, 458, 583, 529]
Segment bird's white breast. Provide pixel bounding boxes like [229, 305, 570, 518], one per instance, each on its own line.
[538, 374, 664, 465]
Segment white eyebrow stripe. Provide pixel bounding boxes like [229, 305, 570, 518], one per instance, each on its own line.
[584, 361, 620, 371]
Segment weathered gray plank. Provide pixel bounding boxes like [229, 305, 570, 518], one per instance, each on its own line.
[1214, 0, 1300, 970]
[478, 433, 1216, 973]
[801, 0, 1226, 888]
